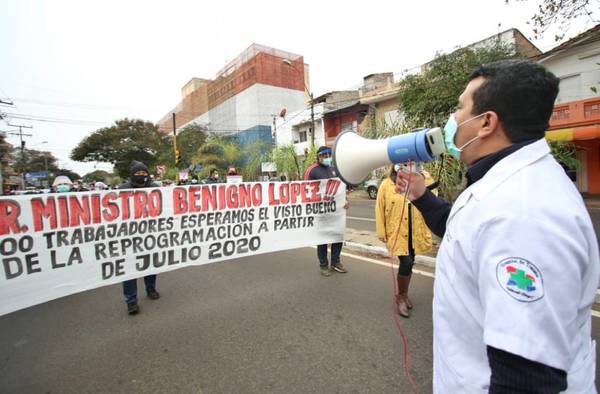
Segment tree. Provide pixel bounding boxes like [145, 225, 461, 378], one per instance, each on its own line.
[192, 137, 243, 178]
[71, 118, 169, 178]
[397, 43, 523, 200]
[53, 169, 81, 184]
[0, 134, 12, 165]
[507, 0, 599, 41]
[156, 123, 208, 171]
[240, 140, 272, 181]
[83, 170, 111, 183]
[272, 143, 302, 179]
[398, 44, 520, 130]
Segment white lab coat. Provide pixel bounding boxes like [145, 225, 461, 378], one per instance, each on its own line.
[433, 139, 599, 393]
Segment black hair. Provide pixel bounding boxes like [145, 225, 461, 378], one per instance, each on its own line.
[468, 60, 559, 142]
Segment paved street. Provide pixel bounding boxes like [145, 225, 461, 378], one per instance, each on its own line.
[347, 192, 376, 233]
[0, 248, 435, 393]
[1, 245, 600, 393]
[1, 192, 599, 393]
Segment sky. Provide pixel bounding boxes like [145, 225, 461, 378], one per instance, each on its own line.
[0, 0, 597, 177]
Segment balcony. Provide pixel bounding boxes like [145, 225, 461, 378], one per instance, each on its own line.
[549, 97, 600, 130]
[546, 97, 600, 142]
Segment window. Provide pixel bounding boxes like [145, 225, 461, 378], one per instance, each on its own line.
[557, 74, 581, 103]
[299, 130, 307, 142]
[341, 122, 355, 132]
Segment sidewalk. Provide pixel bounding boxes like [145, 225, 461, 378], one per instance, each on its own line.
[344, 190, 600, 303]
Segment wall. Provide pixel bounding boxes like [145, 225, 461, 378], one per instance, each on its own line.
[540, 40, 600, 103]
[274, 104, 326, 154]
[577, 139, 600, 194]
[206, 83, 305, 134]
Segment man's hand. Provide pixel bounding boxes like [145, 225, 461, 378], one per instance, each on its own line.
[395, 170, 426, 201]
[343, 200, 349, 209]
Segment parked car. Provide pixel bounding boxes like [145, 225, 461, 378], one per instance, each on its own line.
[365, 178, 380, 200]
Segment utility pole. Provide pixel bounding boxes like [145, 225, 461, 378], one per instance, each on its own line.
[172, 113, 179, 184]
[7, 123, 33, 189]
[310, 93, 315, 148]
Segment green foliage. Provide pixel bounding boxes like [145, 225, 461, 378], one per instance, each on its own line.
[396, 42, 523, 201]
[272, 143, 302, 179]
[53, 169, 81, 183]
[549, 141, 579, 170]
[192, 137, 243, 178]
[0, 134, 12, 165]
[240, 140, 272, 181]
[398, 43, 521, 129]
[82, 170, 112, 183]
[158, 123, 208, 171]
[71, 118, 169, 178]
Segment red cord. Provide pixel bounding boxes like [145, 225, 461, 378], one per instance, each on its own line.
[387, 160, 419, 394]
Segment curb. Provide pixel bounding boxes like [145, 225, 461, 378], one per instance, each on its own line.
[344, 241, 436, 268]
[345, 241, 600, 304]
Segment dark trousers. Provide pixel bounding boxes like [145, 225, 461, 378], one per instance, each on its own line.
[317, 243, 343, 267]
[397, 204, 415, 277]
[123, 275, 157, 305]
[397, 254, 415, 276]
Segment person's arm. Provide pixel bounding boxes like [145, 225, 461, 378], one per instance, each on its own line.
[411, 189, 451, 238]
[487, 346, 566, 393]
[396, 169, 451, 238]
[476, 214, 585, 392]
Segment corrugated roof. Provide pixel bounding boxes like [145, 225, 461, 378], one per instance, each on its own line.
[537, 23, 600, 61]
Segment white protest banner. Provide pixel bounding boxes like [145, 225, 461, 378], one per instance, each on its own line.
[0, 180, 346, 316]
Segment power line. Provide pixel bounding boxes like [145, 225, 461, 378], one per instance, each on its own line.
[3, 113, 110, 126]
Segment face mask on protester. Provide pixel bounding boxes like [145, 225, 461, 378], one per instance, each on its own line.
[443, 112, 486, 160]
[322, 157, 332, 166]
[132, 175, 148, 185]
[191, 179, 198, 184]
[56, 185, 71, 193]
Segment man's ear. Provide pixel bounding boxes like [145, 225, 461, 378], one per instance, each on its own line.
[477, 111, 500, 139]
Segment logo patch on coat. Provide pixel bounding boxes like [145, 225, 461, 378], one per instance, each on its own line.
[496, 257, 544, 302]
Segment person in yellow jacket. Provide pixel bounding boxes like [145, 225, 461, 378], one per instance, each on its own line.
[376, 164, 434, 317]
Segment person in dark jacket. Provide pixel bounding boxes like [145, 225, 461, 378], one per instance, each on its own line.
[203, 168, 220, 184]
[119, 160, 161, 315]
[304, 146, 349, 277]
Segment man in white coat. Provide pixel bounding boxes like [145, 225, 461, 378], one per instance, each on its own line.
[397, 60, 599, 393]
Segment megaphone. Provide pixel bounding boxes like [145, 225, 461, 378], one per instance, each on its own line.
[333, 128, 445, 186]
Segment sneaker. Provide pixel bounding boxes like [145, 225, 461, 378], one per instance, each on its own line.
[331, 262, 347, 273]
[320, 266, 331, 277]
[147, 289, 160, 300]
[127, 303, 139, 315]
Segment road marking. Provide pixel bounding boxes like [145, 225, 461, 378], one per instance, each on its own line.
[340, 250, 600, 317]
[340, 251, 435, 278]
[347, 216, 376, 222]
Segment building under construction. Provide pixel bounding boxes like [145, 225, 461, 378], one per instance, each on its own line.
[158, 44, 309, 146]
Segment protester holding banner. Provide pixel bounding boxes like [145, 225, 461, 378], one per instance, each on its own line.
[52, 175, 73, 193]
[304, 146, 349, 277]
[119, 160, 161, 315]
[376, 164, 433, 318]
[203, 168, 220, 184]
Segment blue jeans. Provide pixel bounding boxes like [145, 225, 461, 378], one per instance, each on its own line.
[317, 243, 343, 267]
[122, 275, 157, 304]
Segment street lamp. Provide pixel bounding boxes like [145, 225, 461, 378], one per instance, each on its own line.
[282, 59, 315, 148]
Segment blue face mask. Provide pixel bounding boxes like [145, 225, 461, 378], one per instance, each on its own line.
[322, 157, 333, 167]
[56, 185, 71, 193]
[443, 113, 486, 160]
